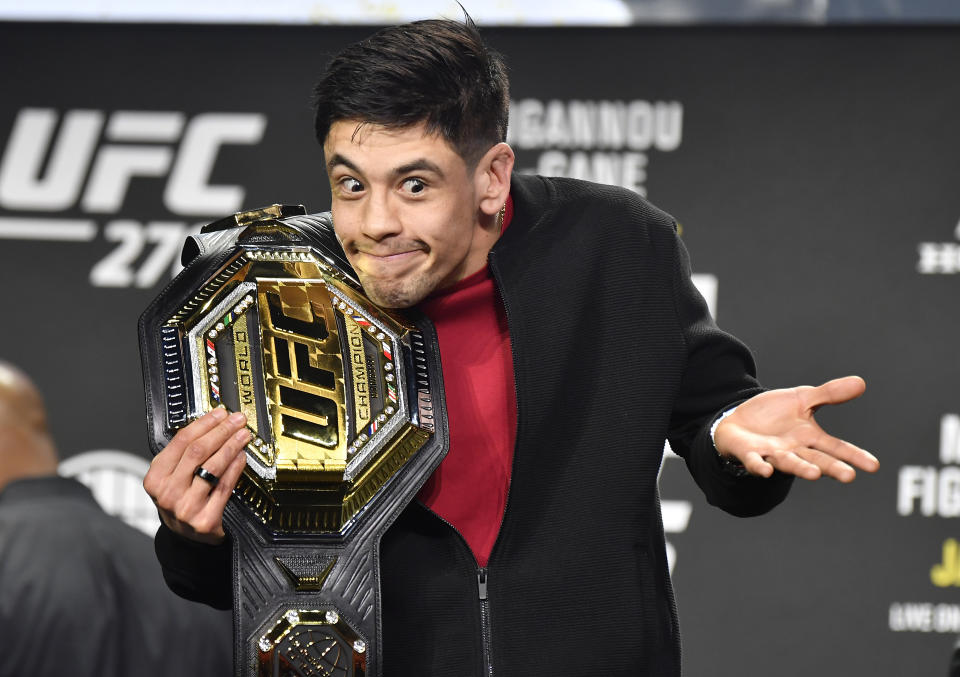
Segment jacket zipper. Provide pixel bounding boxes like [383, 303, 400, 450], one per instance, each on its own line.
[416, 503, 497, 676]
[478, 567, 493, 676]
[416, 249, 520, 676]
[480, 250, 521, 677]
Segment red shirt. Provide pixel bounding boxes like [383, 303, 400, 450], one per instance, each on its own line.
[417, 199, 516, 567]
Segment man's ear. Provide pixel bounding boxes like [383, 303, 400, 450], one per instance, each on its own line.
[474, 142, 515, 218]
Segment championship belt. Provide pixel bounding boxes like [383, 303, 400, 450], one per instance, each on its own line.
[139, 205, 447, 676]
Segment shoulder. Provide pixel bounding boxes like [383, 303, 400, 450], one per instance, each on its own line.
[504, 174, 681, 269]
[511, 173, 677, 238]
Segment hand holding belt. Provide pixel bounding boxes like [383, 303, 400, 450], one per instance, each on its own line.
[139, 205, 447, 677]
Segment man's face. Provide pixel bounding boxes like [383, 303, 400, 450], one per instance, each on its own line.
[324, 120, 489, 308]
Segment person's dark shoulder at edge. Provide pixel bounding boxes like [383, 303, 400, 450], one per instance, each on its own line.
[511, 173, 681, 258]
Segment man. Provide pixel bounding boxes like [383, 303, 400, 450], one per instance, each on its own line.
[0, 361, 233, 676]
[144, 18, 878, 675]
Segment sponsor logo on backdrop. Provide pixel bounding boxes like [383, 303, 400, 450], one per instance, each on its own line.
[507, 98, 683, 197]
[0, 107, 266, 288]
[917, 220, 960, 274]
[659, 273, 717, 574]
[890, 413, 960, 633]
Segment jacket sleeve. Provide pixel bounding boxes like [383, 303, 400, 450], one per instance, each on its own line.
[664, 225, 793, 517]
[154, 522, 233, 610]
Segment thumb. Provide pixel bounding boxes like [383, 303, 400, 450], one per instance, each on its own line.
[805, 375, 866, 410]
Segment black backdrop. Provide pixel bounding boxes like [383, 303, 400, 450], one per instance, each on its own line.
[1, 22, 958, 676]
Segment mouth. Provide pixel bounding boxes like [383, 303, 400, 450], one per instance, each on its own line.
[353, 248, 427, 276]
[367, 250, 420, 261]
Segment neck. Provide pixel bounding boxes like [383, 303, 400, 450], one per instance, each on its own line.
[0, 431, 58, 492]
[466, 207, 505, 273]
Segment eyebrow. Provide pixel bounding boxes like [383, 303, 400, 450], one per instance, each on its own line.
[327, 153, 361, 175]
[326, 154, 446, 180]
[392, 159, 445, 179]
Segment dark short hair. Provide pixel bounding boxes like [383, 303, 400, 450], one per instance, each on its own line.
[313, 18, 509, 165]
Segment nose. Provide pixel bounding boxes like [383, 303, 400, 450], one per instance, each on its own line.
[359, 192, 402, 241]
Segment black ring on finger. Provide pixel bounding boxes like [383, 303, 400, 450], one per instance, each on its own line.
[194, 466, 219, 487]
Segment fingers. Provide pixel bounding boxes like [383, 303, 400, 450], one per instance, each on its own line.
[172, 411, 249, 486]
[188, 439, 248, 539]
[719, 427, 785, 478]
[739, 450, 775, 478]
[185, 424, 251, 494]
[147, 406, 230, 479]
[170, 415, 249, 528]
[723, 424, 877, 482]
[794, 447, 853, 482]
[742, 448, 822, 481]
[739, 439, 876, 483]
[210, 439, 248, 509]
[810, 429, 879, 474]
[143, 407, 250, 543]
[803, 376, 866, 410]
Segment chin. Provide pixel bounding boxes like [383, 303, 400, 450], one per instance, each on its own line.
[370, 295, 416, 310]
[361, 277, 431, 310]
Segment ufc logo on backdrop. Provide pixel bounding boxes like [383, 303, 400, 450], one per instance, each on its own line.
[0, 108, 266, 288]
[0, 108, 265, 215]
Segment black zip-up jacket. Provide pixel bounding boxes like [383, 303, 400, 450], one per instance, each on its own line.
[155, 174, 793, 675]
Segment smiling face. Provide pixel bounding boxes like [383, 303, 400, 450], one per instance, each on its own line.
[324, 120, 511, 308]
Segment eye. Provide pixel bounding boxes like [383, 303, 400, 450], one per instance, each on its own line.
[401, 177, 426, 195]
[340, 177, 364, 193]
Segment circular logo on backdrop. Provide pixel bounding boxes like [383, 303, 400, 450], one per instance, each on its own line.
[58, 449, 160, 536]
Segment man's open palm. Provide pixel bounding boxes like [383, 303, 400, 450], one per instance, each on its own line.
[713, 376, 879, 481]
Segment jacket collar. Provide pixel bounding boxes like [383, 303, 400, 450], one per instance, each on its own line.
[0, 474, 97, 506]
[490, 173, 552, 274]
